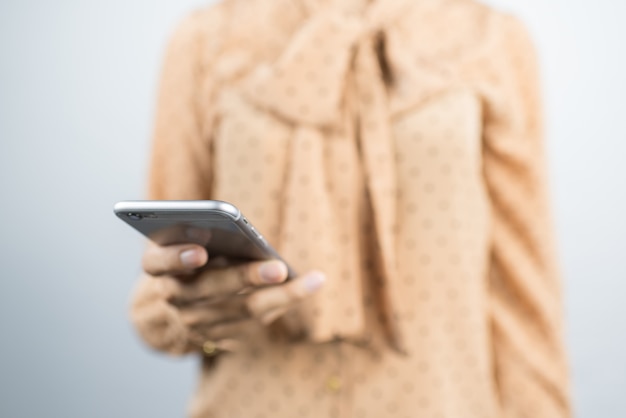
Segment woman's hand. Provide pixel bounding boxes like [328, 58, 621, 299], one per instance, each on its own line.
[140, 242, 325, 354]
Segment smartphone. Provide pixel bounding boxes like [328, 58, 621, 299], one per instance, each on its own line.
[114, 200, 296, 278]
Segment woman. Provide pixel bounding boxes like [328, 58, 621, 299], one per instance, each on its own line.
[130, 0, 571, 416]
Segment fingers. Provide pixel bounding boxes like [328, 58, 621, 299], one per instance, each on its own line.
[200, 320, 256, 342]
[187, 319, 255, 354]
[259, 306, 290, 326]
[151, 257, 324, 357]
[178, 297, 249, 329]
[161, 260, 289, 305]
[246, 271, 326, 324]
[178, 304, 255, 353]
[142, 242, 208, 276]
[163, 269, 325, 327]
[244, 260, 290, 286]
[162, 270, 326, 356]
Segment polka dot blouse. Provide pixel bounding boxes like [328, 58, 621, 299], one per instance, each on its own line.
[130, 0, 571, 416]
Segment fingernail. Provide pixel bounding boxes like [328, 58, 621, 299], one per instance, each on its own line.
[259, 261, 287, 283]
[180, 249, 202, 269]
[304, 272, 326, 293]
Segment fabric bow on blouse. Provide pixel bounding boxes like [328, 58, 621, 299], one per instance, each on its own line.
[237, 0, 461, 352]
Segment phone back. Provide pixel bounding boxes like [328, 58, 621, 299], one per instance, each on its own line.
[114, 200, 283, 264]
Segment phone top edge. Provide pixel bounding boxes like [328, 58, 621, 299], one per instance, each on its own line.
[113, 200, 241, 221]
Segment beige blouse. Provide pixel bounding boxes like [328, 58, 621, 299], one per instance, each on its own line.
[130, 0, 571, 416]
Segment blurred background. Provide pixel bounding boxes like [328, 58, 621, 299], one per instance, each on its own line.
[0, 0, 624, 417]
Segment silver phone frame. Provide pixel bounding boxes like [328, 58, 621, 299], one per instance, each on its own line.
[114, 200, 296, 278]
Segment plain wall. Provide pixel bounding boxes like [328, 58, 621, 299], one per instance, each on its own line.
[0, 0, 624, 417]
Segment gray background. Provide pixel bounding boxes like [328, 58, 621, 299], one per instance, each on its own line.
[0, 0, 624, 417]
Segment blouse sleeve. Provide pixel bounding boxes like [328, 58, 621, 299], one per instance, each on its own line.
[147, 11, 216, 201]
[129, 9, 220, 355]
[483, 15, 572, 417]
